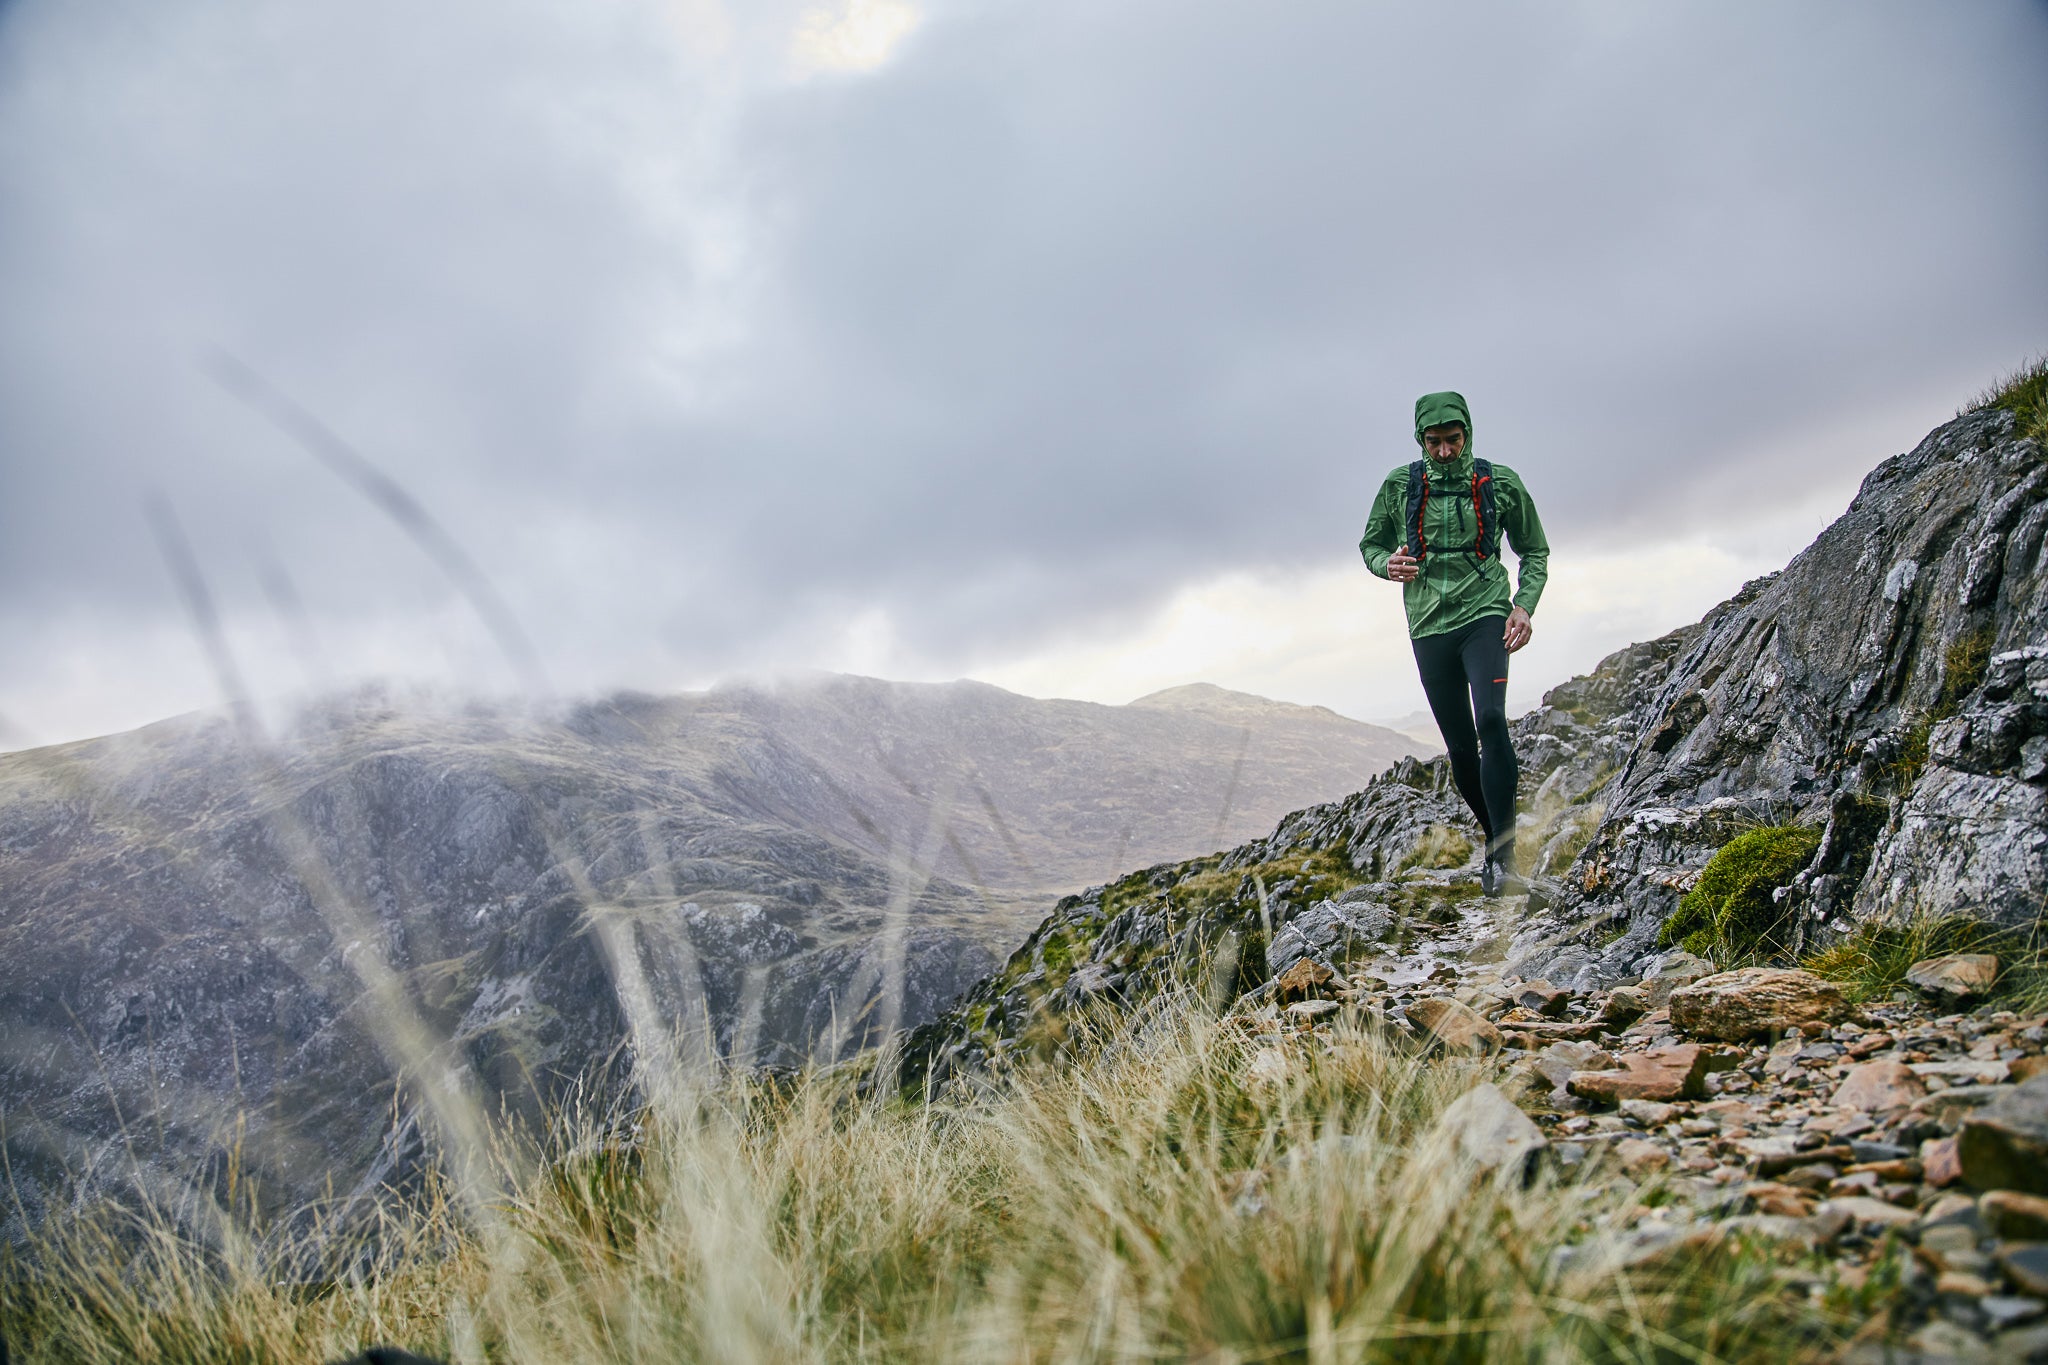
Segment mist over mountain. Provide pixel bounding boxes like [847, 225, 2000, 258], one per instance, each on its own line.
[0, 672, 1423, 1230]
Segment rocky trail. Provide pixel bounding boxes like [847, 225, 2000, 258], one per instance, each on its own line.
[1237, 919, 2048, 1363]
[892, 395, 2048, 1361]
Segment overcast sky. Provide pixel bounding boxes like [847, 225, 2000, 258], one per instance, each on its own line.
[1, 0, 2044, 748]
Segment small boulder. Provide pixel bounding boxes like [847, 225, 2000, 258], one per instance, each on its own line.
[1272, 958, 1337, 1003]
[1821, 1195, 1920, 1231]
[1597, 986, 1650, 1031]
[1533, 1041, 1616, 1089]
[1568, 1044, 1735, 1104]
[1406, 996, 1503, 1055]
[1958, 1077, 2048, 1195]
[1981, 1190, 2048, 1242]
[1667, 967, 1848, 1042]
[1285, 999, 1341, 1021]
[2001, 1243, 2048, 1298]
[1620, 1098, 1677, 1126]
[1831, 1059, 1927, 1113]
[1904, 953, 2000, 999]
[1614, 1137, 1671, 1178]
[1742, 1181, 1816, 1217]
[1642, 951, 1716, 1009]
[1516, 979, 1572, 1018]
[1922, 1136, 1963, 1187]
[1434, 1082, 1546, 1179]
[1495, 1058, 1558, 1111]
[2014, 1055, 2048, 1085]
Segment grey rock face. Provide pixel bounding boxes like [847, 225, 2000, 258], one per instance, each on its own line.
[904, 406, 2048, 1091]
[1530, 407, 2048, 970]
[1266, 895, 1396, 977]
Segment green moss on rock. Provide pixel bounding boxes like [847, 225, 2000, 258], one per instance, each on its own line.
[1658, 824, 1821, 963]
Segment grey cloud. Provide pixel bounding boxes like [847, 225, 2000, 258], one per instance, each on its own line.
[1, 0, 2044, 735]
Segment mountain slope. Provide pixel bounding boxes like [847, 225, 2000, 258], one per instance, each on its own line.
[0, 673, 1423, 1231]
[904, 402, 2048, 1086]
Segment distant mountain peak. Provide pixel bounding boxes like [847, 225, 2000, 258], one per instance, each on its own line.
[1129, 682, 1337, 718]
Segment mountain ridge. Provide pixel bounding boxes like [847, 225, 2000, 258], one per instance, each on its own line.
[0, 669, 1428, 1236]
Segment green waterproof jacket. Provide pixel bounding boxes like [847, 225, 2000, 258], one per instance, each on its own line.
[1358, 391, 1550, 640]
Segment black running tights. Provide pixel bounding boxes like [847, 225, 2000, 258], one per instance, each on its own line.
[1412, 614, 1518, 855]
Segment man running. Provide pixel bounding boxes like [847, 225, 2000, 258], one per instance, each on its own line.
[1359, 391, 1549, 896]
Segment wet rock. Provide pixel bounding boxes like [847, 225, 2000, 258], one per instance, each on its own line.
[1906, 954, 2002, 998]
[1405, 997, 1503, 1055]
[1982, 1191, 2048, 1242]
[1569, 1044, 1734, 1103]
[1832, 1059, 1929, 1112]
[1958, 1077, 2048, 1194]
[1434, 1082, 1546, 1179]
[1667, 968, 1849, 1042]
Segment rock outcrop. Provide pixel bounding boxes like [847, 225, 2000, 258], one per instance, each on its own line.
[904, 403, 2048, 1092]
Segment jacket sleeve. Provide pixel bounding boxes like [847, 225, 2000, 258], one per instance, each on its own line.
[1501, 469, 1549, 615]
[1358, 473, 1405, 579]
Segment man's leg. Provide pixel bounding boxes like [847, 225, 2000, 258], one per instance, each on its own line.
[1457, 618, 1520, 874]
[1412, 625, 1491, 844]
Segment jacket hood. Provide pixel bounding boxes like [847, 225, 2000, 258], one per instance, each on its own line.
[1413, 391, 1474, 454]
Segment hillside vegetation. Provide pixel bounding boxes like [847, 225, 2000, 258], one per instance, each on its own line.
[3, 1003, 1882, 1364]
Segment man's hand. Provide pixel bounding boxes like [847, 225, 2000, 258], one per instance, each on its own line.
[1504, 606, 1532, 653]
[1386, 549, 1420, 583]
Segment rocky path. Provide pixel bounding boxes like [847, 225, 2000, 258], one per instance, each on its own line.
[1234, 889, 2048, 1363]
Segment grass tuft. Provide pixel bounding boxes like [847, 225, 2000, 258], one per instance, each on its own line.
[1966, 352, 2048, 445]
[4, 996, 1884, 1363]
[1399, 823, 1474, 872]
[1805, 912, 2048, 1012]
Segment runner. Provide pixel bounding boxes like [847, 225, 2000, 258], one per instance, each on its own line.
[1358, 391, 1550, 896]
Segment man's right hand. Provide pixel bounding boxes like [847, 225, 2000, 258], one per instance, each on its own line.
[1386, 549, 1419, 583]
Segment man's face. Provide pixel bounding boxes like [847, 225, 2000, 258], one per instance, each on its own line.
[1422, 423, 1467, 461]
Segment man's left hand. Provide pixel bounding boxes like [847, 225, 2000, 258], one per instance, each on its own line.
[1504, 606, 1532, 654]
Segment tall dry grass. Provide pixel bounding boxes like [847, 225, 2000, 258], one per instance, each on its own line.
[4, 996, 1880, 1364]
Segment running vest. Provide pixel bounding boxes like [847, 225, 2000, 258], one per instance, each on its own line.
[1404, 457, 1499, 562]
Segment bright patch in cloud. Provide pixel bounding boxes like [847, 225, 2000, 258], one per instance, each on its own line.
[791, 0, 921, 75]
